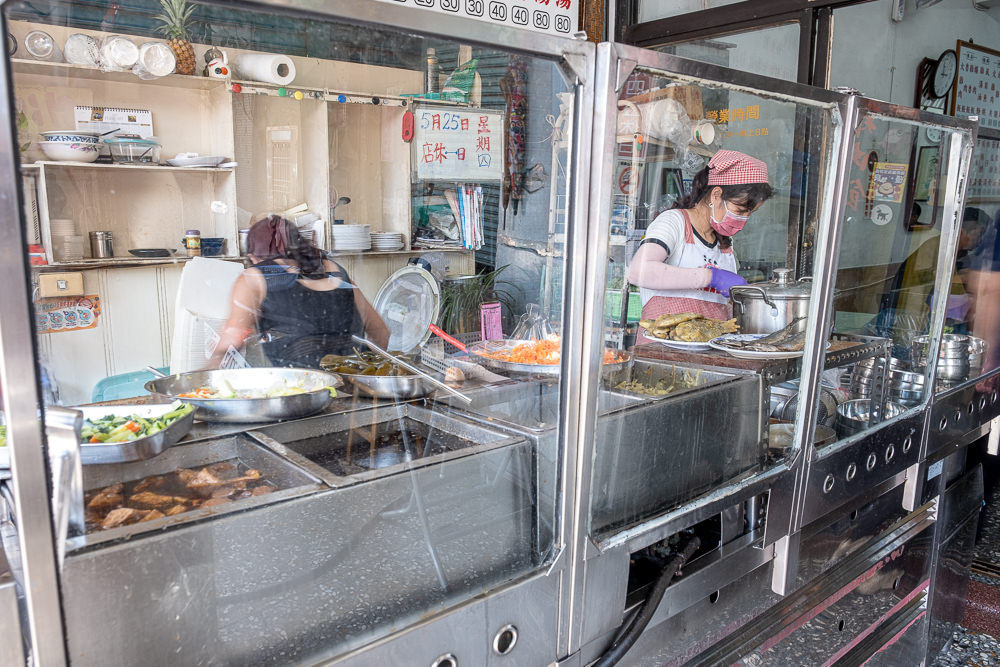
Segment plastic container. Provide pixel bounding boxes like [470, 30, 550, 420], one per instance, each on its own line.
[184, 230, 201, 257]
[201, 237, 225, 257]
[104, 135, 161, 164]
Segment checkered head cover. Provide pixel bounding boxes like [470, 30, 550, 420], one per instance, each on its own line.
[706, 150, 769, 186]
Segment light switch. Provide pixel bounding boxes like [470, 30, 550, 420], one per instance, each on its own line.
[38, 272, 84, 298]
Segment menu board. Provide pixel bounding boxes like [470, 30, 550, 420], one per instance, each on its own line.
[969, 137, 1000, 200]
[376, 0, 576, 36]
[953, 40, 1000, 132]
[412, 105, 503, 182]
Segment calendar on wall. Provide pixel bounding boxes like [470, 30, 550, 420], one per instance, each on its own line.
[952, 40, 1000, 132]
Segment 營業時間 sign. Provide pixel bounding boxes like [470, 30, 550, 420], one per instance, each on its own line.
[377, 0, 576, 36]
[412, 106, 504, 182]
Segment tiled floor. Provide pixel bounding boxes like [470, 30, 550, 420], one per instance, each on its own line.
[932, 471, 1000, 666]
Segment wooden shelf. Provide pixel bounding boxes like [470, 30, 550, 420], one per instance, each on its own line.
[11, 58, 226, 90]
[32, 255, 244, 270]
[33, 160, 234, 173]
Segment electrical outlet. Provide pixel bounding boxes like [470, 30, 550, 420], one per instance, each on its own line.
[38, 272, 84, 298]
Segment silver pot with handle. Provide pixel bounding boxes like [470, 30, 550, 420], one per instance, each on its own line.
[730, 267, 813, 334]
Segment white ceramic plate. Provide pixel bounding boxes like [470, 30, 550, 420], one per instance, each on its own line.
[641, 331, 712, 351]
[166, 155, 226, 168]
[708, 333, 828, 359]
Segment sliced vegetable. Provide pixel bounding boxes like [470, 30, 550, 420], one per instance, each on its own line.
[80, 401, 193, 445]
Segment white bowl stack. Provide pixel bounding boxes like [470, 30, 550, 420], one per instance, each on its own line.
[331, 224, 371, 251]
[370, 231, 404, 251]
[50, 218, 84, 261]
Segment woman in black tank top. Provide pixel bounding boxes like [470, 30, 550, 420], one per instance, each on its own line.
[208, 216, 389, 368]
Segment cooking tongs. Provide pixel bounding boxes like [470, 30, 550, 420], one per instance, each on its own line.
[351, 335, 472, 404]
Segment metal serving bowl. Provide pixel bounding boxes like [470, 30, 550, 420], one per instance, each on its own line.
[77, 403, 196, 464]
[835, 399, 905, 438]
[339, 372, 431, 399]
[145, 367, 343, 423]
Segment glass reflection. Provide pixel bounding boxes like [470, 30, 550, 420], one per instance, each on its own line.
[595, 65, 833, 538]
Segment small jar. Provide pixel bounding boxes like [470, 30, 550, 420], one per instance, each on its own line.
[184, 229, 202, 257]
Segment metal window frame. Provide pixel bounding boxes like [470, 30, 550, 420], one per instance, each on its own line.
[620, 0, 866, 87]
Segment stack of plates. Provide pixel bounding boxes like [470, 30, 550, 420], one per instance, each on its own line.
[331, 224, 371, 251]
[50, 218, 84, 261]
[370, 232, 404, 251]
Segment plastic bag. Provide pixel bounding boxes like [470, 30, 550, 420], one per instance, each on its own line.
[99, 35, 139, 72]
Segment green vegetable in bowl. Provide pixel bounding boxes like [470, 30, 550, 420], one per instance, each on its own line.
[81, 401, 193, 444]
[0, 425, 6, 447]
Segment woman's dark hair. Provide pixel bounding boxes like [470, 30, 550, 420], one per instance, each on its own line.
[246, 215, 325, 278]
[672, 165, 775, 248]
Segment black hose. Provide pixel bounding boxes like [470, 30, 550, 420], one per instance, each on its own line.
[592, 536, 702, 667]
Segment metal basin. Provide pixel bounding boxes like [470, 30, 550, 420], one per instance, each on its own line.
[835, 399, 905, 438]
[145, 367, 343, 423]
[76, 403, 196, 464]
[339, 372, 431, 399]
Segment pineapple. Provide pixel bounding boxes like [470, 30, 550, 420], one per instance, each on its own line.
[155, 0, 197, 75]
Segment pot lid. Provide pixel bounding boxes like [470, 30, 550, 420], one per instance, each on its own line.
[730, 267, 812, 300]
[373, 265, 440, 353]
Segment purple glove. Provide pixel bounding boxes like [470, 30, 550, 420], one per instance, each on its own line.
[707, 266, 747, 297]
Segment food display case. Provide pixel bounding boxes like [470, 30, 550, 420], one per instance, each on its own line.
[0, 0, 994, 664]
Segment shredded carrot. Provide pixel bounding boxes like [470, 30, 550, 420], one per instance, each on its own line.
[178, 387, 216, 398]
[478, 336, 623, 366]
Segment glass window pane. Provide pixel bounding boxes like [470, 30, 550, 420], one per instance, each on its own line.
[824, 113, 962, 444]
[593, 63, 836, 539]
[6, 0, 578, 660]
[656, 24, 801, 82]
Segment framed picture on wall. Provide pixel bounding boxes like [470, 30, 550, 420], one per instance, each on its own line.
[914, 145, 939, 202]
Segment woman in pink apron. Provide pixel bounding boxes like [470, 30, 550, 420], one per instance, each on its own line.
[628, 150, 774, 344]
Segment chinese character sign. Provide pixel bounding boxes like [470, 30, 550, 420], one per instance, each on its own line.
[376, 0, 576, 36]
[953, 40, 1000, 132]
[413, 106, 503, 182]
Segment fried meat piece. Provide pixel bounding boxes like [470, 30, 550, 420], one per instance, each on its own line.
[671, 318, 739, 342]
[250, 484, 276, 496]
[87, 484, 124, 511]
[201, 497, 233, 508]
[132, 475, 168, 493]
[129, 491, 189, 511]
[164, 504, 188, 516]
[175, 468, 198, 485]
[100, 507, 149, 530]
[139, 509, 165, 522]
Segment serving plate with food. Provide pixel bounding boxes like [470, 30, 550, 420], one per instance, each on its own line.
[708, 318, 827, 360]
[145, 367, 342, 422]
[639, 313, 739, 351]
[469, 335, 631, 376]
[78, 401, 195, 464]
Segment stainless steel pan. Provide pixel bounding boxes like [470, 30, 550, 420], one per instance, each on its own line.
[145, 367, 343, 423]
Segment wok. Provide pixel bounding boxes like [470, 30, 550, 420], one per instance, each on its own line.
[145, 367, 343, 423]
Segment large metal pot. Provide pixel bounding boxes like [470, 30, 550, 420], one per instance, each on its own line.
[730, 267, 812, 334]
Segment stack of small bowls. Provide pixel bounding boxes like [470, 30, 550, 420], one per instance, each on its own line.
[912, 334, 971, 384]
[969, 337, 988, 377]
[38, 130, 101, 163]
[849, 357, 904, 400]
[835, 399, 905, 438]
[888, 367, 927, 407]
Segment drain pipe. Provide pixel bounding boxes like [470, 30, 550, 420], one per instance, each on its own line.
[592, 536, 701, 667]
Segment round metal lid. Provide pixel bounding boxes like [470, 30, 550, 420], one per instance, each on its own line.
[373, 265, 441, 353]
[731, 267, 812, 300]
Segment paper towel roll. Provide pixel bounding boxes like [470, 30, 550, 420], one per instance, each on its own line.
[233, 53, 296, 86]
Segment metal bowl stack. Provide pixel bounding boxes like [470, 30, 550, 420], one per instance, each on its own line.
[969, 337, 988, 377]
[849, 357, 903, 400]
[835, 399, 905, 438]
[911, 334, 970, 382]
[888, 368, 927, 407]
